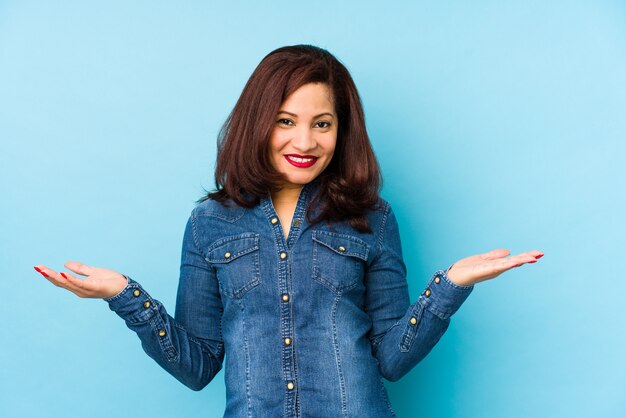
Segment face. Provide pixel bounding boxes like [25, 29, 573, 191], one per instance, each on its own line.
[269, 82, 338, 190]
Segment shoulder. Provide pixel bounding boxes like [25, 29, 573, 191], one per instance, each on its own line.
[187, 198, 253, 254]
[366, 196, 393, 228]
[364, 196, 401, 252]
[192, 197, 247, 223]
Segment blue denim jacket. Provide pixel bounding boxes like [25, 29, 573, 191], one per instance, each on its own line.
[104, 178, 474, 417]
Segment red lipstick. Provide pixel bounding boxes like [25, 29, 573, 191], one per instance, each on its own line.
[284, 154, 318, 168]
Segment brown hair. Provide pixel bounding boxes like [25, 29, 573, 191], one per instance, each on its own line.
[197, 44, 382, 233]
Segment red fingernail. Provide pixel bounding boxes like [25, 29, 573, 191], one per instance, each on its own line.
[34, 266, 49, 278]
[60, 272, 67, 279]
[535, 254, 544, 259]
[528, 260, 537, 263]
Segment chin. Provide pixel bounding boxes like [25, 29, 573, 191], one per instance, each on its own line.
[283, 177, 314, 186]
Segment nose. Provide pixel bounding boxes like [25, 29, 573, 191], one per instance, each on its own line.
[290, 126, 316, 152]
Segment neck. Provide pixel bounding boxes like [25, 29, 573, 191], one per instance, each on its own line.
[270, 184, 304, 207]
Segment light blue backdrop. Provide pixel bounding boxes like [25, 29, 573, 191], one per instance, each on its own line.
[1, 1, 624, 417]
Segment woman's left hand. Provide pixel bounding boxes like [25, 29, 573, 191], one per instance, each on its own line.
[446, 248, 544, 287]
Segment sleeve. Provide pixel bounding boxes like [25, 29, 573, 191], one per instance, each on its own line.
[364, 202, 474, 382]
[103, 210, 224, 391]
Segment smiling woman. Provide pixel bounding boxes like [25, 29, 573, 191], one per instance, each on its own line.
[34, 44, 543, 418]
[204, 45, 382, 234]
[270, 84, 337, 180]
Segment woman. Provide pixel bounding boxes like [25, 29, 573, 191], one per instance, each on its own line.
[34, 44, 543, 417]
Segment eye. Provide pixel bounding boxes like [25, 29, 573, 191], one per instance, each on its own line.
[315, 121, 331, 128]
[277, 118, 294, 126]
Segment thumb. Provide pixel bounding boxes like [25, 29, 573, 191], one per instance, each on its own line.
[64, 261, 96, 277]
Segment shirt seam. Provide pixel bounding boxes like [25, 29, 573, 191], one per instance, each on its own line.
[190, 209, 207, 259]
[376, 200, 391, 254]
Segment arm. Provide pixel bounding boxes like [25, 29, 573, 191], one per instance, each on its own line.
[104, 210, 224, 390]
[364, 202, 474, 382]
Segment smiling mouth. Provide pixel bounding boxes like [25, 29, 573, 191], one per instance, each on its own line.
[284, 154, 318, 168]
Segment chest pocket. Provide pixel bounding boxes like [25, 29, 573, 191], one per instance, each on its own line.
[206, 233, 260, 298]
[312, 230, 370, 293]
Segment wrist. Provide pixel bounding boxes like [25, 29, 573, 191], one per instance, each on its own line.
[446, 264, 474, 287]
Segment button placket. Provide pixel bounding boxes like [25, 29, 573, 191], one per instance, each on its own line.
[262, 186, 313, 412]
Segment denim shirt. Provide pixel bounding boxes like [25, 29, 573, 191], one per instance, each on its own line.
[104, 179, 474, 417]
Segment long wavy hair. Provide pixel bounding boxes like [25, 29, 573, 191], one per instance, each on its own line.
[197, 44, 382, 233]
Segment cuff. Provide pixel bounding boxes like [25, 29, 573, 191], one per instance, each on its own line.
[419, 268, 474, 320]
[103, 275, 159, 324]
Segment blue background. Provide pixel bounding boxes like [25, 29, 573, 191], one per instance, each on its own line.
[1, 1, 625, 417]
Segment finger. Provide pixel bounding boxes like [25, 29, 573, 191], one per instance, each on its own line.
[34, 265, 63, 285]
[511, 250, 544, 264]
[64, 261, 96, 277]
[59, 271, 94, 296]
[480, 248, 510, 260]
[35, 265, 87, 296]
[508, 255, 541, 268]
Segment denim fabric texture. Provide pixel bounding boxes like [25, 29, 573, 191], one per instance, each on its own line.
[104, 178, 474, 417]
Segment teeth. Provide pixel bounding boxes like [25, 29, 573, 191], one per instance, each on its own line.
[287, 156, 315, 163]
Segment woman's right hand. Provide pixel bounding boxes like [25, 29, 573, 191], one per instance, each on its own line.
[34, 261, 129, 299]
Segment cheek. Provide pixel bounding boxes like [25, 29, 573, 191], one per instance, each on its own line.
[269, 131, 289, 154]
[323, 136, 337, 158]
[268, 135, 283, 160]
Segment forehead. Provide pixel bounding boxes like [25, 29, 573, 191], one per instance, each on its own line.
[280, 83, 335, 113]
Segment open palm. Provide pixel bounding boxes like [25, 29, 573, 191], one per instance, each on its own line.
[34, 261, 128, 299]
[447, 248, 544, 287]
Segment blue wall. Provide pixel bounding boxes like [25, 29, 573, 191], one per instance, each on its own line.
[1, 1, 625, 417]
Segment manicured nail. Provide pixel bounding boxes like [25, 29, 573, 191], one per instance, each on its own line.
[535, 254, 544, 259]
[60, 272, 67, 279]
[34, 266, 49, 278]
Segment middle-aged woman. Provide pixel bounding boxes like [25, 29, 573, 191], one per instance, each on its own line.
[34, 44, 543, 417]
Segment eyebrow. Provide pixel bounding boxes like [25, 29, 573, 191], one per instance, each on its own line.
[277, 111, 335, 119]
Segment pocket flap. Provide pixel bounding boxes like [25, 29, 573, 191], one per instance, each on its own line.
[206, 233, 259, 263]
[312, 230, 369, 261]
